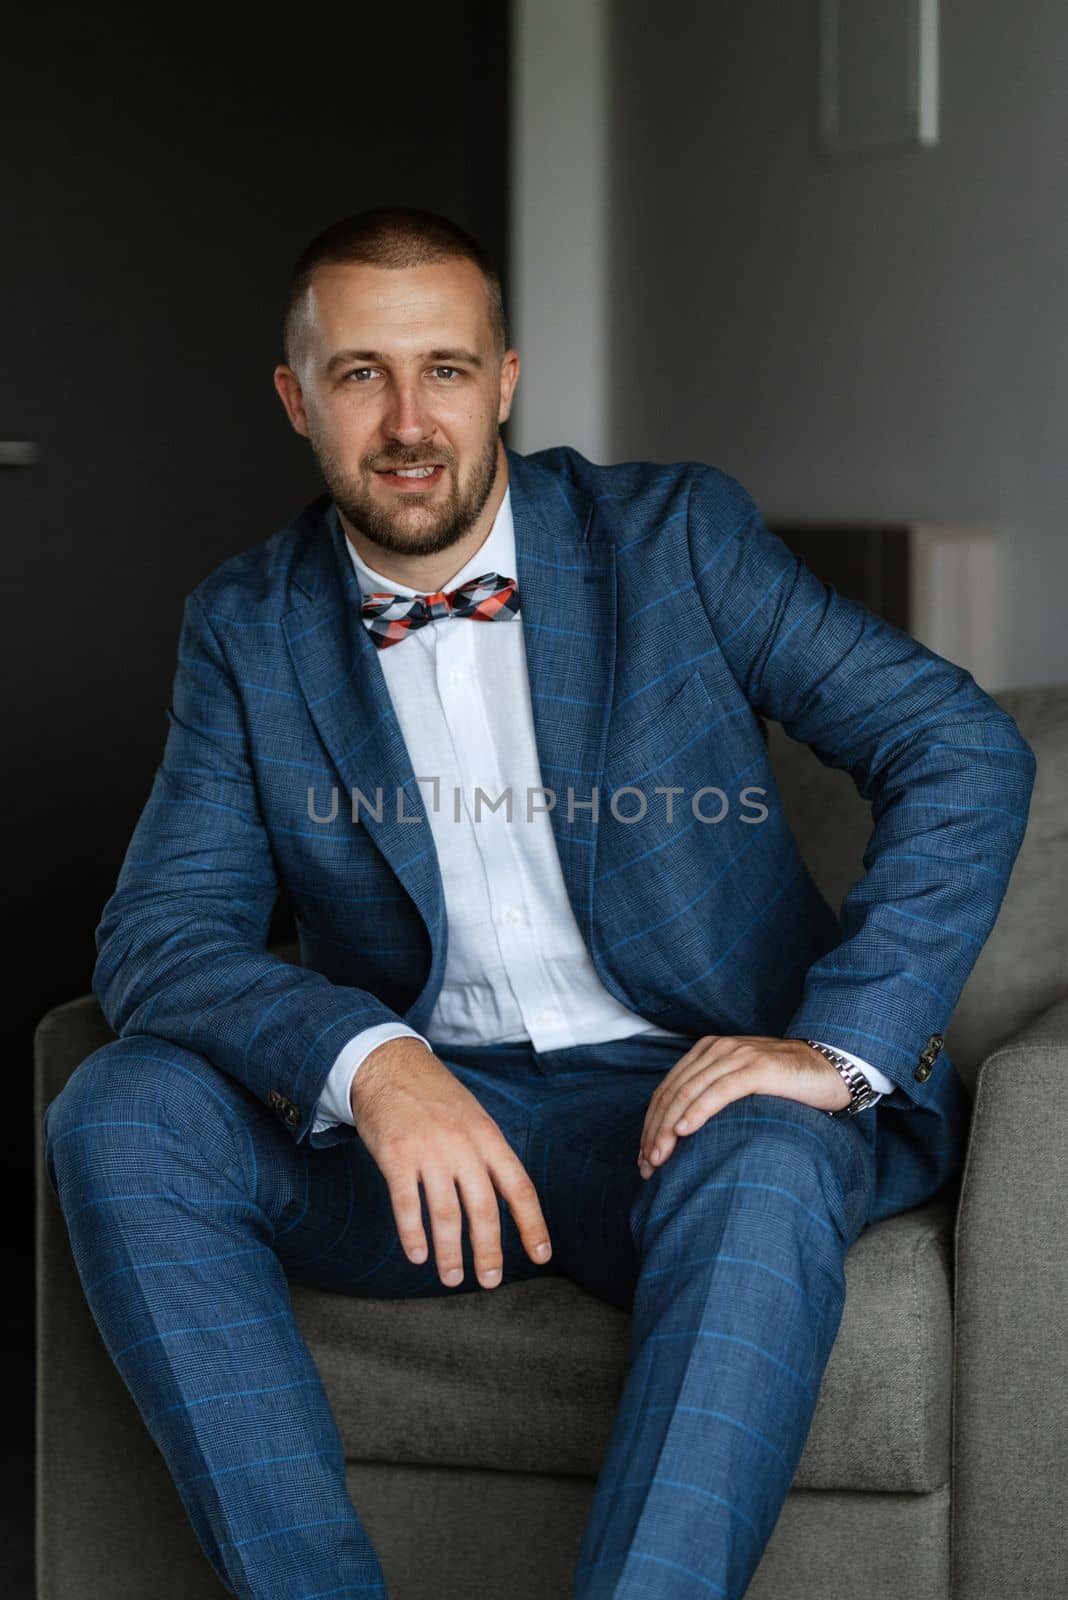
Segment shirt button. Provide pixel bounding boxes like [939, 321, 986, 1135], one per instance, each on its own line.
[448, 666, 466, 684]
[502, 905, 522, 924]
[534, 1009, 556, 1027]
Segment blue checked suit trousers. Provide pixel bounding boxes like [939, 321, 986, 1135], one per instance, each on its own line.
[44, 1022, 878, 1600]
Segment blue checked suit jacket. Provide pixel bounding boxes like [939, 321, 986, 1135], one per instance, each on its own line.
[94, 444, 1037, 1221]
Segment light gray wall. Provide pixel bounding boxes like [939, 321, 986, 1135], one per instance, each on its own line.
[606, 0, 1068, 690]
[509, 0, 610, 461]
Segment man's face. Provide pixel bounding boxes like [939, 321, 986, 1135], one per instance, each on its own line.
[274, 257, 519, 561]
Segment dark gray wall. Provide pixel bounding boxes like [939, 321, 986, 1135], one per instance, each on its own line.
[5, 2, 510, 1343]
[608, 0, 1068, 690]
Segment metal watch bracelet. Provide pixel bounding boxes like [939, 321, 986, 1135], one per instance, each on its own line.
[802, 1039, 883, 1116]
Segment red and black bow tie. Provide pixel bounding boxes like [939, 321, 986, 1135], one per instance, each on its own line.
[360, 572, 520, 650]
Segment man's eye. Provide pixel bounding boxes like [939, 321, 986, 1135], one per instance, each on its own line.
[344, 367, 461, 382]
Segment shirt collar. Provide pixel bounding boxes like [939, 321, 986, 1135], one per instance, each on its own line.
[341, 483, 515, 599]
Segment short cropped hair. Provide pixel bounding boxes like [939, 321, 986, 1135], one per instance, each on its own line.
[282, 205, 508, 369]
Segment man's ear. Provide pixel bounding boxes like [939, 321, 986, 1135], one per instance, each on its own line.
[273, 365, 311, 438]
[497, 348, 520, 425]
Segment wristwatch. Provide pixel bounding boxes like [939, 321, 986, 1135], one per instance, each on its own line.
[802, 1040, 883, 1116]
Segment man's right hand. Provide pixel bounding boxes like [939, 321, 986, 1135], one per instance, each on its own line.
[349, 1037, 552, 1291]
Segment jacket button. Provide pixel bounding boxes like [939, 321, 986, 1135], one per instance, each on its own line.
[267, 1089, 300, 1125]
[915, 1060, 932, 1082]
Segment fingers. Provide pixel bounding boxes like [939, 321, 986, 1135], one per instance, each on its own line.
[640, 1056, 761, 1176]
[454, 1166, 507, 1288]
[420, 1165, 466, 1287]
[359, 1054, 552, 1289]
[664, 1066, 755, 1144]
[643, 1053, 718, 1139]
[639, 1038, 729, 1171]
[386, 1166, 432, 1268]
[638, 1035, 835, 1178]
[382, 1157, 469, 1285]
[489, 1143, 553, 1271]
[384, 1137, 551, 1290]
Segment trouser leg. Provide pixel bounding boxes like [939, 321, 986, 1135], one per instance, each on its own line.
[41, 1033, 543, 1599]
[560, 1090, 875, 1600]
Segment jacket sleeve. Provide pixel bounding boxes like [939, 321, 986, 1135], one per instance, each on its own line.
[92, 587, 411, 1145]
[686, 468, 1037, 1101]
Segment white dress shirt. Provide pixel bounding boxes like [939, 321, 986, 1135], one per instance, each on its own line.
[312, 484, 893, 1134]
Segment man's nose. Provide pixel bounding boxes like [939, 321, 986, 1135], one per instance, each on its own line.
[383, 380, 434, 442]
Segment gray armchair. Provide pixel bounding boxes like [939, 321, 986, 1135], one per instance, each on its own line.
[35, 685, 1068, 1600]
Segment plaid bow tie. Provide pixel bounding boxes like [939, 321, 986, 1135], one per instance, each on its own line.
[360, 571, 520, 650]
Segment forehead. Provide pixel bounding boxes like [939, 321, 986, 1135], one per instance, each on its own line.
[303, 258, 491, 354]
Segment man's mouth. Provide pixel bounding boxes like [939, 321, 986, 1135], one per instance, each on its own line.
[374, 464, 447, 488]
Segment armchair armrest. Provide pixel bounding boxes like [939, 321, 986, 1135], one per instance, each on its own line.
[952, 995, 1068, 1600]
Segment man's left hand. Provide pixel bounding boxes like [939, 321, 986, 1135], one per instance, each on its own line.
[637, 1036, 850, 1178]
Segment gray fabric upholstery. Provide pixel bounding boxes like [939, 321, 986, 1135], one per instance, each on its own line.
[295, 1200, 953, 1493]
[952, 995, 1068, 1600]
[348, 1471, 952, 1600]
[35, 681, 1068, 1598]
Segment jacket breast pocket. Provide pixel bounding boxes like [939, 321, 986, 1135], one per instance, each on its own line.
[604, 668, 723, 784]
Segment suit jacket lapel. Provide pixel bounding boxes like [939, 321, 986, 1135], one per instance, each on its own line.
[507, 447, 616, 958]
[281, 449, 617, 970]
[282, 503, 446, 958]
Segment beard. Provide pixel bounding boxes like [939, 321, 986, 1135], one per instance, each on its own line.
[310, 423, 502, 561]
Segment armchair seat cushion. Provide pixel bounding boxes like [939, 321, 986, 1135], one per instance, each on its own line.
[37, 995, 953, 1501]
[294, 1199, 953, 1495]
